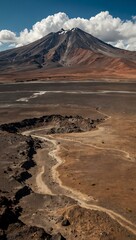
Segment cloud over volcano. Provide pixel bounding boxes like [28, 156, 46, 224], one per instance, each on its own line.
[0, 11, 136, 51]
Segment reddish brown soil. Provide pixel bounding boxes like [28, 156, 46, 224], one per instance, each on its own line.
[0, 81, 136, 239]
[1, 66, 136, 83]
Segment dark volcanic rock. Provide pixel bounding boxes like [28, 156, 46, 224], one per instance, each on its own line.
[6, 225, 52, 240]
[61, 219, 70, 227]
[14, 171, 32, 183]
[0, 114, 102, 135]
[14, 186, 32, 203]
[0, 131, 67, 240]
[21, 159, 36, 170]
[0, 196, 62, 240]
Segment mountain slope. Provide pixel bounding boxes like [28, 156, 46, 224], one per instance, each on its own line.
[0, 28, 136, 81]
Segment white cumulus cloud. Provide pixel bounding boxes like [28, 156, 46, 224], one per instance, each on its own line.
[0, 12, 136, 51]
[0, 30, 16, 43]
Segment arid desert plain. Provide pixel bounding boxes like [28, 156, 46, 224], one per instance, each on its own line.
[0, 80, 136, 240]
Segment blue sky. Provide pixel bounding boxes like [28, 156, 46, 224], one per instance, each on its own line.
[0, 0, 136, 51]
[0, 0, 135, 32]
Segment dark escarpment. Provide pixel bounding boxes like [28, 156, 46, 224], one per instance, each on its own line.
[0, 114, 105, 134]
[0, 131, 66, 239]
[0, 196, 51, 240]
[0, 195, 66, 239]
[0, 114, 105, 239]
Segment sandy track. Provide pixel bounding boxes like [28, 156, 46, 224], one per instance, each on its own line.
[36, 165, 54, 195]
[51, 134, 134, 162]
[32, 134, 93, 202]
[25, 132, 136, 236]
[22, 106, 136, 235]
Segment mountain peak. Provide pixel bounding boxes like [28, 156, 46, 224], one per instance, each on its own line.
[58, 28, 68, 35]
[71, 27, 80, 31]
[0, 27, 136, 75]
[58, 27, 80, 34]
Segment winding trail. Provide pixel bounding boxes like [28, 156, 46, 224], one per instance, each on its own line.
[22, 108, 136, 236]
[32, 134, 93, 202]
[36, 165, 54, 195]
[25, 132, 136, 236]
[50, 134, 133, 162]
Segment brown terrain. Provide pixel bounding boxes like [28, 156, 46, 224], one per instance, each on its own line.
[0, 81, 136, 239]
[0, 27, 136, 240]
[0, 28, 136, 82]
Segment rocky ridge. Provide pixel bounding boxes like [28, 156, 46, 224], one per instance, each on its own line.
[0, 114, 102, 239]
[0, 131, 66, 239]
[0, 114, 104, 134]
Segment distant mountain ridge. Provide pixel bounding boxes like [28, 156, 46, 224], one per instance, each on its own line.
[0, 28, 136, 81]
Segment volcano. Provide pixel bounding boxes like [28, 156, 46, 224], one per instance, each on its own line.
[0, 28, 136, 81]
